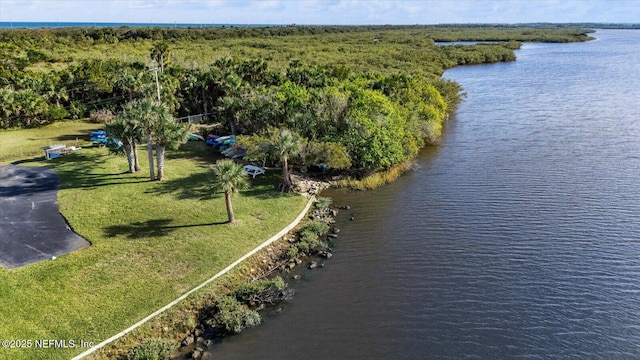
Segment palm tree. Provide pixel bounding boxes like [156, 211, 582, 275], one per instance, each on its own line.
[114, 68, 146, 102]
[121, 100, 150, 173]
[211, 159, 249, 225]
[132, 135, 141, 172]
[216, 71, 244, 135]
[153, 114, 188, 181]
[218, 95, 242, 136]
[271, 128, 305, 193]
[105, 115, 141, 173]
[126, 98, 158, 180]
[150, 41, 171, 73]
[156, 71, 180, 114]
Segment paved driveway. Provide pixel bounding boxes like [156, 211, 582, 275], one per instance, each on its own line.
[0, 165, 89, 269]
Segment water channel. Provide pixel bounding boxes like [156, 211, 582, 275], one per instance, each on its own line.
[209, 29, 640, 359]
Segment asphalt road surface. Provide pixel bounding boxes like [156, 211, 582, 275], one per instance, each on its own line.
[0, 165, 89, 269]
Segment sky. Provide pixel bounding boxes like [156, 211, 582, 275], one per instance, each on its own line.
[0, 0, 638, 25]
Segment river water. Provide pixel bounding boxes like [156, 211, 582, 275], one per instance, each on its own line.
[209, 29, 640, 359]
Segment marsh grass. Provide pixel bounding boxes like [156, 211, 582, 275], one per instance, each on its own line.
[336, 160, 415, 190]
[0, 125, 306, 360]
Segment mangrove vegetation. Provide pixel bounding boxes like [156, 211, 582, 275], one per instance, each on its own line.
[0, 25, 594, 179]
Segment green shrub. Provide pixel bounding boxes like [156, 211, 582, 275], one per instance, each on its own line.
[304, 220, 330, 236]
[128, 338, 176, 360]
[296, 229, 327, 254]
[297, 229, 318, 253]
[44, 105, 69, 122]
[211, 296, 261, 334]
[314, 196, 333, 209]
[286, 245, 300, 258]
[234, 277, 286, 303]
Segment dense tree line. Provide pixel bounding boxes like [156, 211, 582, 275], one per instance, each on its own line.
[0, 35, 507, 130]
[0, 24, 595, 45]
[0, 25, 594, 173]
[438, 43, 518, 65]
[178, 58, 454, 173]
[0, 51, 457, 173]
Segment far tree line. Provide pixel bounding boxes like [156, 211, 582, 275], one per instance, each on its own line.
[2, 25, 581, 184]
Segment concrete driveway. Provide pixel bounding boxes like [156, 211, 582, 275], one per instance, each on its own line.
[0, 165, 89, 269]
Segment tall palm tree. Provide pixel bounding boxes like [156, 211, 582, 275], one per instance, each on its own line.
[126, 98, 158, 180]
[153, 114, 188, 181]
[211, 159, 249, 225]
[271, 128, 305, 193]
[132, 135, 141, 172]
[155, 71, 180, 113]
[218, 95, 241, 136]
[150, 41, 171, 73]
[105, 115, 141, 173]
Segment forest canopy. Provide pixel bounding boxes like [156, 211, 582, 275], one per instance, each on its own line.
[0, 25, 594, 172]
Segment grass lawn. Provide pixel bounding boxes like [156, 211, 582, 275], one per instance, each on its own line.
[0, 121, 99, 165]
[0, 126, 307, 360]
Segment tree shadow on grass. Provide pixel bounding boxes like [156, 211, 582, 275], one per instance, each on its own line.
[4, 153, 148, 193]
[10, 156, 46, 165]
[57, 170, 152, 190]
[104, 218, 228, 239]
[146, 170, 214, 200]
[166, 141, 222, 164]
[42, 151, 153, 190]
[242, 170, 295, 200]
[62, 176, 151, 190]
[54, 133, 92, 142]
[148, 168, 293, 201]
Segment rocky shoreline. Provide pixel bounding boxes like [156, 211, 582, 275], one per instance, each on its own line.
[176, 193, 341, 360]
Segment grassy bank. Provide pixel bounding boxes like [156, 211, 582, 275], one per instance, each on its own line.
[0, 121, 97, 165]
[0, 124, 307, 360]
[89, 203, 316, 360]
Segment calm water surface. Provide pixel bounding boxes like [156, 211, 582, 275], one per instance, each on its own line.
[210, 30, 640, 359]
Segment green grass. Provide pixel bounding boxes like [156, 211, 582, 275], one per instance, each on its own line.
[0, 128, 307, 360]
[0, 121, 98, 165]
